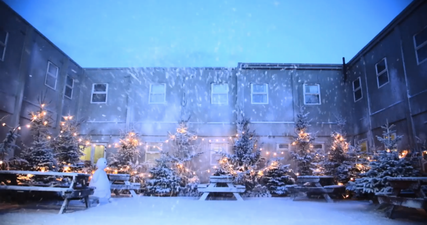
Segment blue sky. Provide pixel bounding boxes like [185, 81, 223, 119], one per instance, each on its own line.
[4, 0, 412, 68]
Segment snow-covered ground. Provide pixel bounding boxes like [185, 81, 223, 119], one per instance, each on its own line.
[0, 197, 426, 225]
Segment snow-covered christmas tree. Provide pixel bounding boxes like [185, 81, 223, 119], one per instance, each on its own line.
[51, 116, 83, 171]
[166, 118, 202, 196]
[109, 131, 141, 174]
[0, 124, 21, 170]
[21, 103, 56, 171]
[351, 121, 418, 195]
[214, 116, 264, 194]
[290, 108, 316, 176]
[325, 132, 352, 183]
[261, 159, 295, 196]
[146, 152, 181, 196]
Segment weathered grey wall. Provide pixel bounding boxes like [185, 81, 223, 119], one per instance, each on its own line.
[345, 0, 427, 154]
[0, 1, 85, 154]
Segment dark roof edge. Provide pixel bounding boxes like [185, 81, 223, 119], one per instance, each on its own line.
[84, 67, 236, 70]
[347, 0, 423, 66]
[238, 62, 342, 70]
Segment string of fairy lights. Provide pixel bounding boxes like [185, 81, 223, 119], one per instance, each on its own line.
[2, 103, 426, 175]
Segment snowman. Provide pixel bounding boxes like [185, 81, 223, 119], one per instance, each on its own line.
[89, 158, 111, 203]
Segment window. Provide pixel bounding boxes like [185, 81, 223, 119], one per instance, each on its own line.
[360, 141, 367, 152]
[210, 143, 229, 165]
[45, 62, 59, 89]
[0, 29, 8, 61]
[303, 84, 321, 105]
[144, 143, 162, 165]
[251, 84, 268, 104]
[375, 58, 389, 88]
[414, 27, 427, 65]
[80, 145, 105, 164]
[149, 83, 166, 104]
[64, 76, 74, 99]
[352, 77, 362, 102]
[312, 143, 324, 152]
[277, 143, 289, 151]
[211, 83, 228, 104]
[91, 83, 108, 103]
[276, 143, 289, 156]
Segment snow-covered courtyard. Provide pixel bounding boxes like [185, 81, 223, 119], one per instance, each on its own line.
[1, 197, 426, 225]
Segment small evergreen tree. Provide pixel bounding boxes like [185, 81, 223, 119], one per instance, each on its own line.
[146, 153, 181, 196]
[51, 116, 83, 171]
[351, 121, 417, 195]
[167, 119, 202, 195]
[214, 117, 264, 195]
[290, 108, 316, 176]
[109, 131, 140, 174]
[261, 159, 295, 196]
[0, 125, 21, 170]
[21, 103, 56, 171]
[325, 132, 352, 183]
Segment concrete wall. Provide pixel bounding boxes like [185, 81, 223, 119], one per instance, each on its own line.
[345, 0, 427, 155]
[0, 1, 85, 154]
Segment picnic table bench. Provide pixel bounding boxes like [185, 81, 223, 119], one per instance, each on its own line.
[108, 174, 140, 197]
[376, 177, 427, 218]
[0, 170, 94, 214]
[197, 175, 245, 201]
[286, 176, 345, 203]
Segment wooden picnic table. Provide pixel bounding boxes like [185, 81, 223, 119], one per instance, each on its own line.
[286, 176, 345, 203]
[376, 177, 427, 218]
[197, 175, 245, 201]
[107, 173, 140, 197]
[0, 170, 94, 214]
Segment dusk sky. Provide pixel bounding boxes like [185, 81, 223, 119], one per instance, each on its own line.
[3, 0, 413, 68]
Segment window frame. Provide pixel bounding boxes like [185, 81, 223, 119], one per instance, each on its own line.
[352, 77, 363, 102]
[276, 143, 289, 151]
[64, 75, 74, 99]
[211, 83, 229, 105]
[413, 26, 427, 65]
[303, 83, 321, 105]
[90, 83, 108, 104]
[210, 143, 229, 165]
[0, 29, 8, 62]
[45, 61, 59, 90]
[144, 142, 162, 166]
[375, 58, 389, 88]
[148, 83, 166, 104]
[251, 83, 269, 104]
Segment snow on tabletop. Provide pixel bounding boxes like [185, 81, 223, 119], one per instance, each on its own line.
[387, 177, 427, 181]
[297, 176, 334, 179]
[0, 197, 425, 225]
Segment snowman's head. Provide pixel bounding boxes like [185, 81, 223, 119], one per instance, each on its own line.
[96, 158, 108, 170]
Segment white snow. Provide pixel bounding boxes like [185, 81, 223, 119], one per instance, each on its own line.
[0, 197, 425, 225]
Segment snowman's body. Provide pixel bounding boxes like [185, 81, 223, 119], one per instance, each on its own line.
[89, 158, 111, 201]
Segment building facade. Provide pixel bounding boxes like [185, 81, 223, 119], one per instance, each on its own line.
[0, 0, 426, 177]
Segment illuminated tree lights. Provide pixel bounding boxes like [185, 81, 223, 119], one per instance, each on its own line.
[349, 121, 418, 196]
[51, 115, 84, 171]
[290, 109, 318, 176]
[108, 131, 141, 174]
[20, 103, 56, 171]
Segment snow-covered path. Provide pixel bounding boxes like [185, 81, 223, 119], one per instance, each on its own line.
[0, 197, 425, 225]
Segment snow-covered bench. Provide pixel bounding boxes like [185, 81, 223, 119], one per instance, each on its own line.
[286, 176, 345, 202]
[0, 170, 94, 214]
[108, 174, 140, 197]
[197, 175, 245, 201]
[376, 177, 427, 218]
